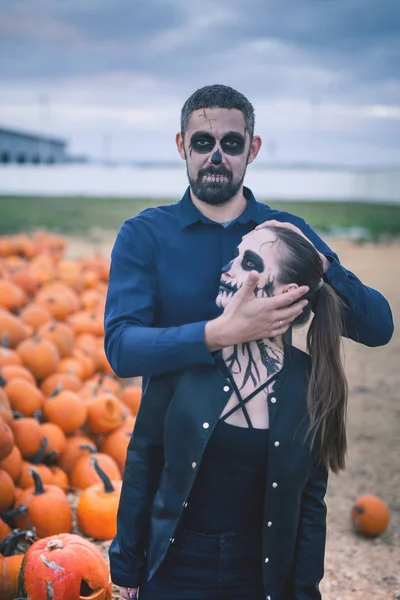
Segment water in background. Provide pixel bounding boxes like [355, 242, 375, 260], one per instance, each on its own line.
[0, 164, 399, 203]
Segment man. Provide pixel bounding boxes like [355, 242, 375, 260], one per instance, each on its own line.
[104, 84, 393, 379]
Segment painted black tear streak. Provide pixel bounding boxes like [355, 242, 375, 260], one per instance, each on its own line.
[46, 580, 54, 600]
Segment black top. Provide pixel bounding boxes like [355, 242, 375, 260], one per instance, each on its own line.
[181, 420, 269, 533]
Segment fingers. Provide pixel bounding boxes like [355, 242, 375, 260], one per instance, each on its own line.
[230, 271, 259, 304]
[269, 286, 309, 309]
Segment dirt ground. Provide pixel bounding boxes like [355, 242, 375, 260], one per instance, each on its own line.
[66, 232, 400, 600]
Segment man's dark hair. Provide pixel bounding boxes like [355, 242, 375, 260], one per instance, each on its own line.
[180, 84, 255, 138]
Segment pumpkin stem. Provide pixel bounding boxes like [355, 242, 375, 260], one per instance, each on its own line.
[0, 529, 35, 557]
[1, 505, 28, 528]
[46, 538, 64, 551]
[43, 449, 58, 466]
[29, 468, 46, 495]
[91, 457, 115, 493]
[32, 408, 43, 422]
[12, 411, 25, 420]
[50, 383, 63, 397]
[0, 374, 6, 387]
[1, 333, 9, 348]
[30, 436, 49, 464]
[79, 443, 97, 453]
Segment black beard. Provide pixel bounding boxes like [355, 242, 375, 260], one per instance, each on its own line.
[188, 165, 245, 206]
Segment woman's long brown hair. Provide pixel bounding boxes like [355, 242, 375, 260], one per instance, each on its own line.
[268, 226, 348, 473]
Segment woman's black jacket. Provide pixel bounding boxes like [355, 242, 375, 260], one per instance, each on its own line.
[109, 345, 329, 600]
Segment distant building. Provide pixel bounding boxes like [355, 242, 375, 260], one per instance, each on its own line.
[0, 126, 67, 164]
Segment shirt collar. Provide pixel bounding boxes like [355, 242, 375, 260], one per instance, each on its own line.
[178, 186, 266, 230]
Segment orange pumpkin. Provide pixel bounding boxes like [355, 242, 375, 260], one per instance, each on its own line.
[38, 320, 75, 358]
[0, 311, 28, 348]
[86, 393, 123, 435]
[0, 519, 11, 543]
[39, 422, 67, 461]
[5, 378, 44, 416]
[0, 529, 35, 600]
[0, 364, 36, 385]
[43, 388, 87, 434]
[17, 461, 54, 490]
[18, 533, 112, 600]
[0, 444, 22, 482]
[48, 466, 69, 493]
[0, 468, 16, 512]
[58, 436, 97, 474]
[77, 458, 122, 540]
[101, 427, 132, 473]
[17, 335, 60, 381]
[14, 468, 72, 538]
[0, 415, 14, 461]
[70, 445, 120, 490]
[40, 371, 82, 395]
[120, 384, 142, 415]
[10, 415, 43, 459]
[0, 280, 27, 311]
[0, 388, 13, 426]
[350, 494, 390, 537]
[19, 303, 52, 329]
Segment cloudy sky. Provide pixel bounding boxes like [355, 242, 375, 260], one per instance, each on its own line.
[1, 0, 400, 165]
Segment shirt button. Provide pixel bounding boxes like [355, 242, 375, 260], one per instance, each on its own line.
[223, 385, 230, 392]
[183, 502, 188, 508]
[264, 557, 269, 563]
[267, 596, 271, 600]
[270, 397, 277, 403]
[191, 462, 197, 469]
[170, 538, 175, 544]
[272, 482, 278, 488]
[267, 521, 272, 527]
[274, 441, 280, 447]
[202, 422, 210, 429]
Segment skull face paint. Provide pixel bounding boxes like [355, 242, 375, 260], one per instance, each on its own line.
[183, 108, 251, 206]
[216, 228, 282, 309]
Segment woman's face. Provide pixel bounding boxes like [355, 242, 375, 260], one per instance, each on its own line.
[216, 228, 289, 309]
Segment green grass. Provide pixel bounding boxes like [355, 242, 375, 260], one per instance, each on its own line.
[0, 196, 399, 239]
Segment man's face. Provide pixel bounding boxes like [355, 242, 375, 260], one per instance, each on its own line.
[177, 108, 259, 206]
[216, 228, 282, 309]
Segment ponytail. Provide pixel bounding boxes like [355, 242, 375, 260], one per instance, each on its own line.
[306, 283, 348, 473]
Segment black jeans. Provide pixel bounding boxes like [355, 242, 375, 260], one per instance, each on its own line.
[138, 529, 265, 600]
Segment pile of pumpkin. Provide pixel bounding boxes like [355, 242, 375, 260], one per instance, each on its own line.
[0, 231, 142, 599]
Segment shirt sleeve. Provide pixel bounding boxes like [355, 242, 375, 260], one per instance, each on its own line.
[293, 461, 329, 600]
[108, 373, 174, 588]
[281, 214, 394, 347]
[104, 217, 215, 378]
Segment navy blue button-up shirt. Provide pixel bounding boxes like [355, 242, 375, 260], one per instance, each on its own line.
[104, 187, 393, 378]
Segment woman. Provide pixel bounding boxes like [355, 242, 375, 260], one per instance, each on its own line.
[110, 225, 348, 600]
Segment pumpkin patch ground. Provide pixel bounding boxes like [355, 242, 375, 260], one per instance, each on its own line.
[1, 230, 399, 600]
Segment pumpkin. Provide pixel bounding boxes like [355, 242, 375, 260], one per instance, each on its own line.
[40, 371, 81, 395]
[0, 364, 36, 385]
[38, 321, 75, 358]
[68, 311, 104, 337]
[0, 529, 35, 600]
[77, 458, 122, 540]
[0, 415, 14, 461]
[0, 311, 28, 348]
[39, 422, 67, 461]
[73, 348, 96, 380]
[350, 494, 390, 537]
[86, 393, 123, 435]
[0, 280, 27, 311]
[70, 445, 120, 490]
[48, 466, 69, 492]
[7, 264, 38, 295]
[14, 468, 71, 537]
[5, 378, 44, 416]
[17, 336, 60, 380]
[0, 518, 11, 543]
[58, 356, 85, 380]
[0, 468, 16, 512]
[101, 427, 132, 473]
[11, 415, 43, 459]
[17, 461, 53, 490]
[43, 388, 87, 434]
[120, 385, 142, 415]
[58, 436, 97, 475]
[18, 533, 112, 600]
[0, 387, 13, 426]
[0, 444, 22, 482]
[19, 303, 52, 329]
